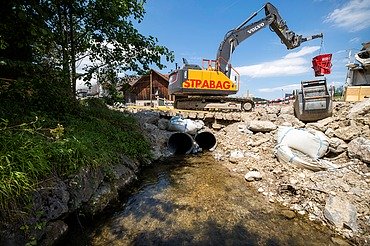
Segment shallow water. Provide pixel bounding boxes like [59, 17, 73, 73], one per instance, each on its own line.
[62, 153, 338, 245]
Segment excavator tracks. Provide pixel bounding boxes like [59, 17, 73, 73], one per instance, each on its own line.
[174, 96, 255, 112]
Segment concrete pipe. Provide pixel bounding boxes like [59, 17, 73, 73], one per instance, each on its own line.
[168, 132, 195, 154]
[195, 131, 217, 151]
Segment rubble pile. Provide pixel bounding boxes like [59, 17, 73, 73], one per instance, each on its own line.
[213, 100, 370, 244]
[125, 99, 370, 244]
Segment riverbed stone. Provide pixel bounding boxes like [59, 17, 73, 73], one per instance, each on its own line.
[281, 209, 296, 219]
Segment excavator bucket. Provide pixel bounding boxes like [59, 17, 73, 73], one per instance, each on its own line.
[293, 78, 333, 122]
[312, 54, 332, 76]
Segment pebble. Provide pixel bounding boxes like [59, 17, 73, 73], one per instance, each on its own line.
[281, 209, 296, 219]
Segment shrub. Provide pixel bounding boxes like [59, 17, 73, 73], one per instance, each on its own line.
[0, 103, 151, 218]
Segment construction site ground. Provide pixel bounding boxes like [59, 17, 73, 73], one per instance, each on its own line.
[113, 99, 370, 245]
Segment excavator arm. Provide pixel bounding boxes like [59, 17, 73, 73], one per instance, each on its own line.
[217, 2, 323, 74]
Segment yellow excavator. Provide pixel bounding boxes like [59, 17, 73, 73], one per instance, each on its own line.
[168, 2, 323, 111]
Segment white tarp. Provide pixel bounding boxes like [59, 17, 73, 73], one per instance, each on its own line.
[275, 126, 336, 171]
[167, 116, 204, 135]
[276, 126, 329, 159]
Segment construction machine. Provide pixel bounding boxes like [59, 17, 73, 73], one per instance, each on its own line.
[168, 2, 323, 111]
[293, 78, 333, 122]
[344, 41, 370, 101]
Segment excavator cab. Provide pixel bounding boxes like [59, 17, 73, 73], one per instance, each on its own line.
[293, 78, 333, 122]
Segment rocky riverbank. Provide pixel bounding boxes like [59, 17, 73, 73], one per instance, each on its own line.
[0, 155, 143, 245]
[130, 99, 370, 245]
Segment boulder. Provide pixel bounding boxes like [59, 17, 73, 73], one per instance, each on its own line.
[244, 170, 262, 182]
[157, 118, 169, 130]
[334, 126, 361, 141]
[68, 167, 104, 211]
[248, 120, 277, 132]
[33, 178, 70, 221]
[329, 137, 348, 154]
[306, 117, 334, 132]
[323, 196, 358, 231]
[279, 105, 294, 115]
[275, 114, 305, 128]
[230, 150, 244, 158]
[40, 220, 68, 246]
[348, 137, 370, 164]
[348, 98, 370, 119]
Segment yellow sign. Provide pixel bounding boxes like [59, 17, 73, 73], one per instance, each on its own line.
[183, 79, 234, 90]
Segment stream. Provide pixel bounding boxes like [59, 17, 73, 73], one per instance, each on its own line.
[60, 153, 339, 245]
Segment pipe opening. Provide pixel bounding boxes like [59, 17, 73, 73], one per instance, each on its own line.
[168, 132, 194, 154]
[195, 131, 217, 151]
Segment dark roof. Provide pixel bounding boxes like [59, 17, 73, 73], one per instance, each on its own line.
[131, 69, 169, 88]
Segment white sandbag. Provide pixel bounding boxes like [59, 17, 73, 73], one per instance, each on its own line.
[275, 144, 337, 171]
[167, 116, 204, 134]
[277, 126, 329, 160]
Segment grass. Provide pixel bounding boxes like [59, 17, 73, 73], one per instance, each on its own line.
[0, 98, 152, 217]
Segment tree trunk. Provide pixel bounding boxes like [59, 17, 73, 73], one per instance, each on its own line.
[68, 2, 76, 95]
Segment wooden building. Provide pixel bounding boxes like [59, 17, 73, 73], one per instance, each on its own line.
[125, 70, 174, 106]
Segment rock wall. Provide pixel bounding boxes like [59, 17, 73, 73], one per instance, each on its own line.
[0, 156, 141, 245]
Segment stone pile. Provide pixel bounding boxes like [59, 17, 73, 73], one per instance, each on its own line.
[123, 99, 370, 244]
[212, 100, 370, 245]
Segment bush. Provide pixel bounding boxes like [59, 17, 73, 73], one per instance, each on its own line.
[0, 103, 151, 217]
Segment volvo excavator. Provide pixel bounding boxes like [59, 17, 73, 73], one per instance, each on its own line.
[168, 2, 323, 111]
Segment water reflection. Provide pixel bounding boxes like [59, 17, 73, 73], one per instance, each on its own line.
[62, 154, 338, 245]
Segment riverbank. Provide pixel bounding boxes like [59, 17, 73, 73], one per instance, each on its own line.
[127, 99, 370, 245]
[0, 99, 152, 245]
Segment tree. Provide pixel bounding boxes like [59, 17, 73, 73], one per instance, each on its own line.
[0, 0, 174, 108]
[43, 0, 174, 94]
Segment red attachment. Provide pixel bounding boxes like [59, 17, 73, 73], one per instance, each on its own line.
[312, 54, 332, 76]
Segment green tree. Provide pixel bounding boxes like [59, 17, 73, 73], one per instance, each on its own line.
[0, 0, 174, 113]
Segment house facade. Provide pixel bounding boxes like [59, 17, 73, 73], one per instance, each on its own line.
[125, 69, 174, 106]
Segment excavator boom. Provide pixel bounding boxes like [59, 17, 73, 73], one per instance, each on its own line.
[168, 2, 323, 112]
[217, 2, 323, 73]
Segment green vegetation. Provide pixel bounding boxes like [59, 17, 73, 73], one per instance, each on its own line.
[0, 98, 151, 216]
[0, 0, 172, 220]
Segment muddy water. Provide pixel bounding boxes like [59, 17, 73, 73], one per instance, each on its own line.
[64, 153, 338, 245]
